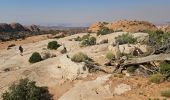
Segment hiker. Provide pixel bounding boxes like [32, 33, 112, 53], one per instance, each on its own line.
[19, 45, 23, 56]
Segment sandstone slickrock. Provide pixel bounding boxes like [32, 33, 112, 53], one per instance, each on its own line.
[59, 74, 112, 100]
[89, 20, 157, 33]
[59, 55, 88, 80]
[113, 83, 131, 95]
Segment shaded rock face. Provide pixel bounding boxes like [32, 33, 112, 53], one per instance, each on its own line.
[26, 25, 40, 32]
[0, 23, 40, 32]
[0, 23, 13, 32]
[89, 20, 157, 33]
[10, 23, 27, 31]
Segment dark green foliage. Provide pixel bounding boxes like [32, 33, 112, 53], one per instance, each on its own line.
[148, 30, 170, 46]
[149, 74, 164, 84]
[115, 34, 137, 45]
[97, 27, 114, 36]
[160, 61, 170, 76]
[77, 34, 96, 47]
[2, 78, 52, 100]
[29, 52, 42, 63]
[161, 89, 170, 98]
[71, 52, 89, 62]
[47, 41, 60, 50]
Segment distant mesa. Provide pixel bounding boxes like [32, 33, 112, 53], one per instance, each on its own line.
[88, 20, 158, 33]
[0, 22, 40, 32]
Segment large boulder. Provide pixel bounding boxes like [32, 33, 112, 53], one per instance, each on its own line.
[108, 44, 148, 55]
[59, 55, 88, 80]
[133, 33, 149, 44]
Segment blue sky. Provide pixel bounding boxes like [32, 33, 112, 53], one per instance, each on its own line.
[0, 0, 170, 26]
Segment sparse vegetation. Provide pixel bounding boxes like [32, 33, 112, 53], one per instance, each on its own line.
[74, 34, 96, 47]
[29, 52, 42, 63]
[115, 34, 137, 45]
[97, 27, 114, 36]
[149, 74, 164, 84]
[47, 41, 60, 50]
[71, 52, 89, 62]
[80, 35, 96, 47]
[161, 89, 170, 98]
[106, 52, 115, 60]
[2, 78, 52, 100]
[148, 30, 170, 46]
[160, 61, 170, 77]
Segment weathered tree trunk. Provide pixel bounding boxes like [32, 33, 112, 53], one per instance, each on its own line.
[114, 42, 121, 60]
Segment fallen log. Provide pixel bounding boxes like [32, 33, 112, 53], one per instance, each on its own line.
[122, 54, 170, 66]
[112, 54, 170, 74]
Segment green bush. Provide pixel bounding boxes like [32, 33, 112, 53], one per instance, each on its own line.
[106, 52, 115, 60]
[29, 52, 42, 63]
[148, 30, 170, 46]
[47, 41, 60, 50]
[97, 27, 114, 36]
[2, 78, 52, 100]
[74, 36, 82, 41]
[161, 89, 170, 98]
[149, 74, 164, 84]
[115, 34, 137, 45]
[80, 36, 96, 47]
[71, 52, 89, 62]
[160, 62, 170, 76]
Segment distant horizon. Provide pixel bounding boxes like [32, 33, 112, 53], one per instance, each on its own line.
[0, 0, 170, 26]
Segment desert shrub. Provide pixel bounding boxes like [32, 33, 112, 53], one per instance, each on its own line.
[97, 27, 114, 36]
[47, 41, 60, 50]
[74, 36, 82, 41]
[127, 66, 138, 73]
[80, 36, 96, 47]
[106, 52, 115, 60]
[148, 30, 170, 46]
[71, 52, 89, 62]
[2, 78, 52, 100]
[161, 89, 170, 98]
[160, 61, 170, 76]
[29, 52, 42, 63]
[115, 34, 137, 45]
[149, 74, 164, 84]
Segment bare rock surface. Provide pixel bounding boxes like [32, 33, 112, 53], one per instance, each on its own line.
[113, 83, 131, 95]
[59, 74, 112, 100]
